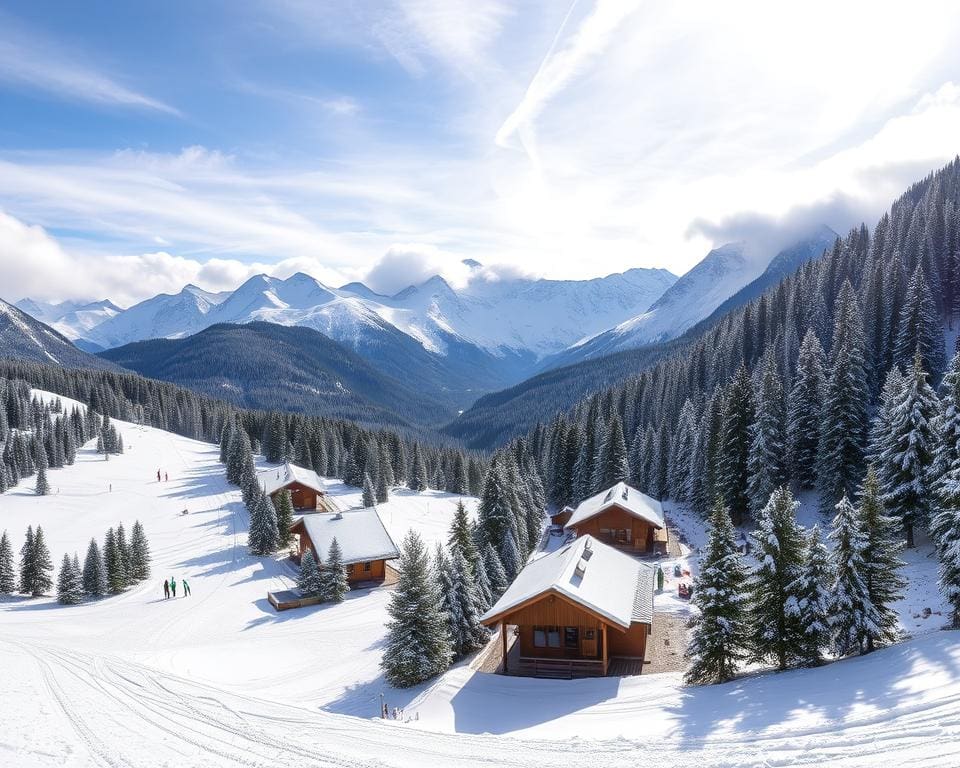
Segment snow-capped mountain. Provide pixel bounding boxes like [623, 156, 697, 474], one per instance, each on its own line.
[0, 299, 120, 371]
[22, 266, 677, 387]
[545, 228, 835, 367]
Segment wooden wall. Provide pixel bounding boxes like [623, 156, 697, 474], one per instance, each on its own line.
[605, 622, 649, 658]
[570, 505, 655, 552]
[346, 559, 386, 583]
[273, 482, 318, 511]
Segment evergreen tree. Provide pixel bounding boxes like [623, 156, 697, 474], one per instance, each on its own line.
[128, 520, 151, 581]
[247, 487, 279, 555]
[103, 527, 127, 594]
[34, 462, 49, 496]
[747, 353, 787, 514]
[57, 553, 83, 605]
[376, 469, 390, 504]
[818, 281, 869, 512]
[895, 264, 946, 377]
[859, 467, 906, 651]
[0, 530, 15, 594]
[789, 525, 832, 666]
[787, 329, 827, 490]
[448, 500, 480, 574]
[498, 530, 521, 582]
[31, 526, 53, 596]
[445, 545, 490, 657]
[320, 538, 350, 603]
[297, 549, 322, 597]
[273, 490, 294, 548]
[685, 497, 749, 685]
[362, 472, 376, 507]
[82, 538, 107, 597]
[746, 487, 806, 670]
[483, 542, 508, 601]
[116, 522, 132, 585]
[599, 417, 630, 489]
[381, 531, 453, 687]
[829, 495, 877, 657]
[878, 351, 939, 547]
[18, 524, 34, 593]
[410, 444, 429, 491]
[477, 457, 513, 548]
[718, 364, 755, 524]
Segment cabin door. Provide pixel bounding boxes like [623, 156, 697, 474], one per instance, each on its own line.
[581, 627, 598, 658]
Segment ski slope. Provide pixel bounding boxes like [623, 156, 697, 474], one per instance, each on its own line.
[3, 401, 960, 767]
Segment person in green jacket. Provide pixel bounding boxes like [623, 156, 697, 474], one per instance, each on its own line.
[169, 577, 177, 597]
[182, 578, 191, 597]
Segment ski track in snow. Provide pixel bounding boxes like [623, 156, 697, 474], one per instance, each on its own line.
[3, 393, 960, 766]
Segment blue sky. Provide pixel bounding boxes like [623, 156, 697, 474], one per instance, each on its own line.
[3, 1, 960, 305]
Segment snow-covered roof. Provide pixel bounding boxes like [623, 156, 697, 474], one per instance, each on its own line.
[480, 535, 655, 631]
[258, 462, 325, 496]
[294, 508, 400, 566]
[565, 482, 665, 531]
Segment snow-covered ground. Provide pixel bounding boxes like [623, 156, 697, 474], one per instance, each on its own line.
[3, 398, 960, 766]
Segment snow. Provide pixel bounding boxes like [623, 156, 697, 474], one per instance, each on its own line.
[3, 400, 960, 766]
[482, 535, 654, 629]
[257, 461, 325, 495]
[296, 507, 400, 565]
[565, 481, 665, 530]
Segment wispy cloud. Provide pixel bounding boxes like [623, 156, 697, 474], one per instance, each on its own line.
[0, 16, 179, 115]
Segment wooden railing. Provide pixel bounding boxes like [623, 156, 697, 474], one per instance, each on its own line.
[518, 657, 606, 679]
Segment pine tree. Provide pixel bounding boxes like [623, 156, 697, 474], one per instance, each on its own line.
[448, 500, 480, 573]
[381, 531, 453, 687]
[685, 497, 749, 685]
[498, 530, 521, 582]
[320, 538, 350, 603]
[362, 472, 376, 507]
[859, 467, 906, 651]
[789, 525, 832, 666]
[35, 455, 51, 495]
[128, 520, 151, 581]
[410, 444, 428, 491]
[116, 522, 132, 585]
[829, 495, 877, 657]
[477, 457, 513, 548]
[247, 487, 279, 556]
[103, 527, 127, 594]
[0, 530, 15, 594]
[445, 545, 490, 657]
[376, 469, 390, 504]
[895, 264, 946, 377]
[273, 490, 294, 548]
[483, 542, 508, 601]
[878, 351, 938, 548]
[718, 364, 755, 524]
[30, 526, 53, 596]
[57, 553, 83, 605]
[18, 525, 35, 594]
[746, 487, 806, 670]
[818, 280, 869, 512]
[297, 549, 322, 597]
[82, 538, 107, 597]
[747, 353, 787, 514]
[599, 417, 630, 489]
[788, 329, 827, 490]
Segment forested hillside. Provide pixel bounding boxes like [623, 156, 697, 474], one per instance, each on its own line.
[99, 322, 460, 429]
[497, 159, 960, 550]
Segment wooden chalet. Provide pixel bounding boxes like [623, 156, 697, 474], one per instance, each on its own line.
[289, 507, 400, 585]
[259, 462, 327, 512]
[565, 482, 667, 555]
[549, 506, 574, 528]
[481, 535, 655, 678]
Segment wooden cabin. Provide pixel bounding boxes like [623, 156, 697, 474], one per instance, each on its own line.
[289, 507, 400, 585]
[565, 482, 666, 555]
[258, 462, 327, 512]
[549, 506, 574, 528]
[481, 535, 655, 677]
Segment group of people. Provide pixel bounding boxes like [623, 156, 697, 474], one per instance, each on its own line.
[163, 576, 191, 599]
[156, 469, 169, 482]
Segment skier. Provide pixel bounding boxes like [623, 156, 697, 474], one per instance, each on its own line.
[165, 472, 169, 482]
[157, 469, 161, 483]
[182, 578, 191, 597]
[163, 579, 170, 599]
[656, 564, 664, 592]
[170, 577, 177, 597]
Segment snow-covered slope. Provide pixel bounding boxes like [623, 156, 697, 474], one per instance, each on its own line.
[0, 299, 121, 371]
[2, 406, 959, 767]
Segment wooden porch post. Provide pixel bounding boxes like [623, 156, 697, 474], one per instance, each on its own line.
[601, 623, 608, 675]
[501, 622, 508, 674]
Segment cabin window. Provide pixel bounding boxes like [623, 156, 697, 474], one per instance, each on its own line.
[548, 628, 560, 648]
[534, 626, 561, 648]
[363, 561, 372, 572]
[564, 627, 579, 649]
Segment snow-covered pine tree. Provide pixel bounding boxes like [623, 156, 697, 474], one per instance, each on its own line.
[297, 549, 322, 597]
[718, 363, 755, 525]
[34, 462, 49, 496]
[859, 467, 906, 651]
[669, 400, 697, 502]
[103, 527, 127, 594]
[746, 486, 806, 670]
[0, 530, 15, 594]
[483, 542, 508, 601]
[747, 353, 788, 515]
[362, 472, 376, 507]
[18, 525, 35, 595]
[818, 280, 869, 513]
[320, 537, 350, 603]
[599, 417, 630, 489]
[273, 489, 294, 548]
[829, 494, 877, 657]
[685, 497, 749, 685]
[82, 538, 107, 597]
[446, 545, 490, 657]
[30, 526, 53, 596]
[375, 469, 390, 504]
[410, 444, 429, 491]
[788, 329, 826, 490]
[878, 351, 939, 548]
[57, 553, 83, 605]
[477, 456, 512, 549]
[116, 522, 132, 585]
[128, 520, 151, 581]
[498, 529, 521, 582]
[933, 352, 960, 488]
[473, 546, 493, 612]
[788, 525, 832, 666]
[381, 531, 453, 687]
[895, 264, 946, 378]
